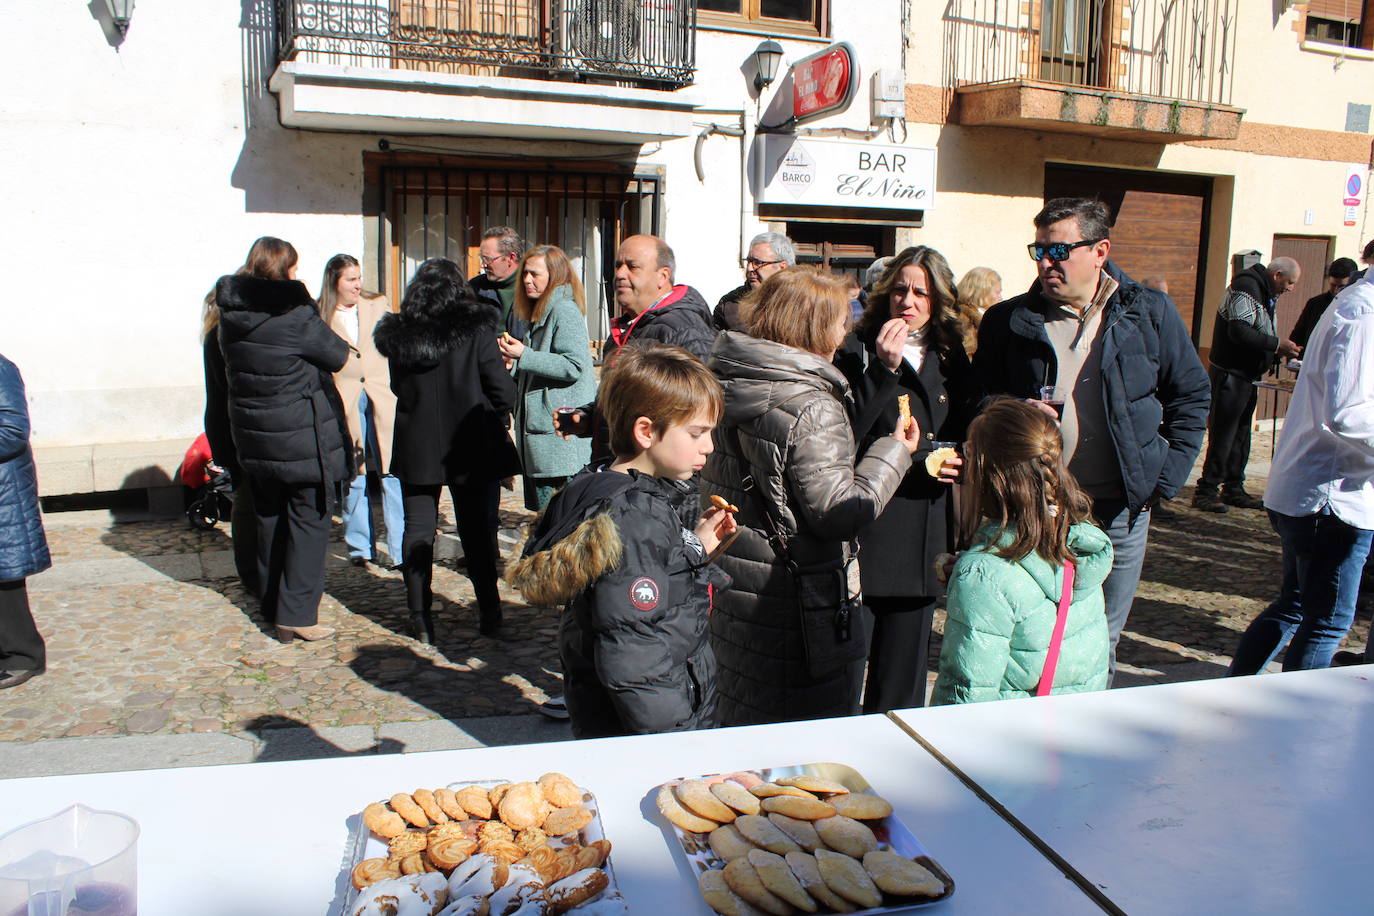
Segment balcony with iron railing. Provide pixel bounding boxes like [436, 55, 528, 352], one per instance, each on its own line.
[942, 0, 1245, 142]
[268, 0, 700, 143]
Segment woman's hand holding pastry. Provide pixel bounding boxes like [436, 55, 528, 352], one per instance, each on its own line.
[497, 333, 525, 360]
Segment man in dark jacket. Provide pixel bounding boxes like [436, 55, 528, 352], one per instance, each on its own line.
[468, 225, 530, 342]
[1193, 258, 1302, 513]
[606, 234, 715, 364]
[1291, 258, 1358, 351]
[975, 197, 1210, 677]
[713, 232, 796, 332]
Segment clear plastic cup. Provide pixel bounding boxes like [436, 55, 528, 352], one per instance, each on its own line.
[0, 805, 138, 916]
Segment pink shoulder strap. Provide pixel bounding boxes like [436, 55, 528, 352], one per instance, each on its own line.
[1034, 561, 1075, 697]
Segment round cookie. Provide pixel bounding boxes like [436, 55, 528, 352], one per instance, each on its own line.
[676, 779, 740, 823]
[862, 850, 945, 897]
[733, 814, 801, 856]
[814, 849, 882, 909]
[711, 781, 762, 816]
[828, 792, 893, 821]
[814, 815, 879, 858]
[760, 795, 835, 821]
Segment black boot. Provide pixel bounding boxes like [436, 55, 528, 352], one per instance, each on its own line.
[409, 610, 435, 645]
[479, 605, 503, 638]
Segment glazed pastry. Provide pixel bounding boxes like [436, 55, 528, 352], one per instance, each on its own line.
[814, 849, 881, 909]
[862, 850, 944, 897]
[352, 873, 449, 916]
[435, 788, 468, 821]
[709, 824, 758, 862]
[479, 820, 516, 844]
[657, 784, 720, 833]
[747, 849, 817, 913]
[542, 804, 593, 837]
[814, 816, 878, 858]
[448, 853, 510, 898]
[676, 779, 739, 823]
[414, 789, 450, 824]
[775, 776, 850, 797]
[498, 783, 549, 831]
[364, 801, 410, 839]
[427, 835, 477, 871]
[352, 857, 402, 890]
[721, 858, 793, 916]
[766, 813, 823, 853]
[710, 781, 762, 816]
[544, 867, 609, 914]
[783, 852, 855, 913]
[486, 863, 545, 915]
[759, 796, 835, 821]
[455, 786, 494, 820]
[827, 793, 893, 821]
[392, 792, 432, 829]
[699, 868, 767, 916]
[748, 784, 815, 800]
[537, 772, 584, 808]
[389, 832, 430, 858]
[733, 814, 801, 856]
[435, 896, 490, 916]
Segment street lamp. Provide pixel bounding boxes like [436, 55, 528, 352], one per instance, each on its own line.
[105, 0, 134, 37]
[751, 40, 784, 92]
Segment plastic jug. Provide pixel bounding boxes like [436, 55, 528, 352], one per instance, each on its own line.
[0, 805, 138, 916]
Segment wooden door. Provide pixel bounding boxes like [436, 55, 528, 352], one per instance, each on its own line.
[1260, 235, 1334, 420]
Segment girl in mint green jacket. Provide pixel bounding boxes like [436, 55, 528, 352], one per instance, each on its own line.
[931, 398, 1112, 704]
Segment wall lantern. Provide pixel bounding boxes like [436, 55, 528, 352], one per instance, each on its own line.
[751, 40, 785, 92]
[105, 0, 135, 37]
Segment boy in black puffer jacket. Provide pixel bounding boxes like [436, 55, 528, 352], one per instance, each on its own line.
[507, 342, 734, 739]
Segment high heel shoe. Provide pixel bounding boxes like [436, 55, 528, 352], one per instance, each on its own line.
[409, 611, 435, 645]
[274, 624, 336, 643]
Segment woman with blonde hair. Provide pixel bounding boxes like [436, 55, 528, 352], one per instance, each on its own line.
[497, 245, 596, 510]
[953, 266, 1002, 355]
[931, 398, 1112, 704]
[701, 267, 921, 725]
[319, 254, 404, 569]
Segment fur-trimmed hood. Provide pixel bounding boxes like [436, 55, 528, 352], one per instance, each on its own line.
[374, 296, 500, 369]
[215, 275, 315, 315]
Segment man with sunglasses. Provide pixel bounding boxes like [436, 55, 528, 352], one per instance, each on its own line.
[713, 232, 796, 332]
[469, 225, 530, 343]
[975, 197, 1210, 680]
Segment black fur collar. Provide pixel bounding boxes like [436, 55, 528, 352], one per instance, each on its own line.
[215, 275, 314, 314]
[373, 297, 499, 367]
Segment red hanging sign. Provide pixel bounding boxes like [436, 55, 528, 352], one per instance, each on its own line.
[790, 42, 859, 126]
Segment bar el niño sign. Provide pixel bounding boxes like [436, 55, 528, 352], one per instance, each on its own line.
[758, 136, 937, 211]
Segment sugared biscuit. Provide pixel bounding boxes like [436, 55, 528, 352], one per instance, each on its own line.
[766, 813, 823, 853]
[546, 867, 609, 914]
[454, 786, 493, 820]
[390, 792, 430, 829]
[760, 796, 835, 821]
[862, 850, 945, 898]
[657, 784, 720, 833]
[783, 852, 855, 913]
[676, 779, 739, 823]
[722, 857, 794, 916]
[709, 824, 758, 862]
[479, 820, 515, 844]
[498, 782, 548, 830]
[434, 787, 468, 821]
[699, 868, 767, 916]
[515, 827, 548, 852]
[814, 849, 882, 909]
[538, 772, 584, 808]
[734, 815, 801, 856]
[747, 849, 817, 913]
[363, 801, 409, 839]
[749, 783, 816, 800]
[711, 781, 762, 816]
[775, 776, 850, 797]
[412, 788, 449, 824]
[828, 793, 893, 821]
[814, 816, 878, 858]
[543, 804, 594, 837]
[350, 856, 401, 890]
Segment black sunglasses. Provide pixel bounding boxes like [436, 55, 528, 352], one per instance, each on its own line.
[1027, 239, 1103, 262]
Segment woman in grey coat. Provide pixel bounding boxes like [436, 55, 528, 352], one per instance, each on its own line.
[0, 354, 50, 688]
[701, 269, 919, 725]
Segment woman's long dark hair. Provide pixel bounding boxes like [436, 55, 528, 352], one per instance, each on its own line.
[856, 245, 967, 356]
[399, 257, 474, 321]
[202, 236, 299, 341]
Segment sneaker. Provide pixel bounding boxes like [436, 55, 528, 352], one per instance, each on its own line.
[1222, 489, 1265, 510]
[1191, 491, 1228, 513]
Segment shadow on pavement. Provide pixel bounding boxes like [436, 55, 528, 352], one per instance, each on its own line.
[245, 714, 405, 762]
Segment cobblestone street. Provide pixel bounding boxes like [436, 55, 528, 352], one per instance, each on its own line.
[2, 431, 1368, 746]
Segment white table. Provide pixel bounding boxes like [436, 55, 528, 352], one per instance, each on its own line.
[892, 667, 1374, 916]
[0, 715, 1103, 915]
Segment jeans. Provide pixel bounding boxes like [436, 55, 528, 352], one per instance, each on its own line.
[342, 391, 404, 563]
[1230, 509, 1374, 674]
[1095, 499, 1152, 682]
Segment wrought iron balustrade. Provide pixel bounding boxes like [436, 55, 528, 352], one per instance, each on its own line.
[943, 0, 1238, 106]
[274, 0, 695, 88]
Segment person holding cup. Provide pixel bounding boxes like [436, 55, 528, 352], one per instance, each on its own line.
[836, 246, 982, 711]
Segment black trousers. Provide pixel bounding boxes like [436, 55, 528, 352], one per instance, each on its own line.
[402, 481, 501, 626]
[230, 480, 261, 597]
[0, 579, 45, 672]
[249, 476, 330, 628]
[862, 595, 937, 713]
[1198, 367, 1258, 493]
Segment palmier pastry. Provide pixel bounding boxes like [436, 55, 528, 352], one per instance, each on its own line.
[588, 839, 612, 866]
[676, 779, 739, 824]
[748, 849, 818, 913]
[427, 834, 476, 871]
[571, 845, 604, 872]
[784, 852, 855, 913]
[814, 815, 878, 858]
[542, 804, 593, 837]
[545, 867, 609, 915]
[481, 840, 527, 865]
[862, 850, 944, 897]
[454, 786, 494, 820]
[538, 772, 584, 808]
[656, 784, 719, 833]
[710, 781, 762, 816]
[434, 787, 468, 821]
[391, 792, 431, 829]
[721, 858, 792, 916]
[479, 820, 515, 844]
[351, 856, 401, 890]
[759, 795, 835, 821]
[363, 801, 409, 839]
[388, 831, 430, 858]
[514, 827, 548, 852]
[516, 845, 560, 884]
[392, 851, 436, 876]
[776, 776, 849, 797]
[827, 792, 893, 821]
[548, 847, 583, 882]
[498, 782, 549, 831]
[413, 788, 449, 824]
[814, 849, 881, 909]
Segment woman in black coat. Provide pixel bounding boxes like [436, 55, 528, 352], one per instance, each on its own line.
[835, 245, 982, 712]
[216, 237, 352, 643]
[375, 258, 519, 642]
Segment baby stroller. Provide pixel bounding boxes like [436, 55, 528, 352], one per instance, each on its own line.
[179, 433, 234, 530]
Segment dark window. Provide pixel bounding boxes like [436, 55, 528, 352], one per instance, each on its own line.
[697, 0, 825, 36]
[1306, 15, 1361, 47]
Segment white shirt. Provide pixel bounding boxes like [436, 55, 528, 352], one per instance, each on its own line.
[902, 325, 927, 373]
[337, 303, 360, 345]
[1265, 273, 1374, 529]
